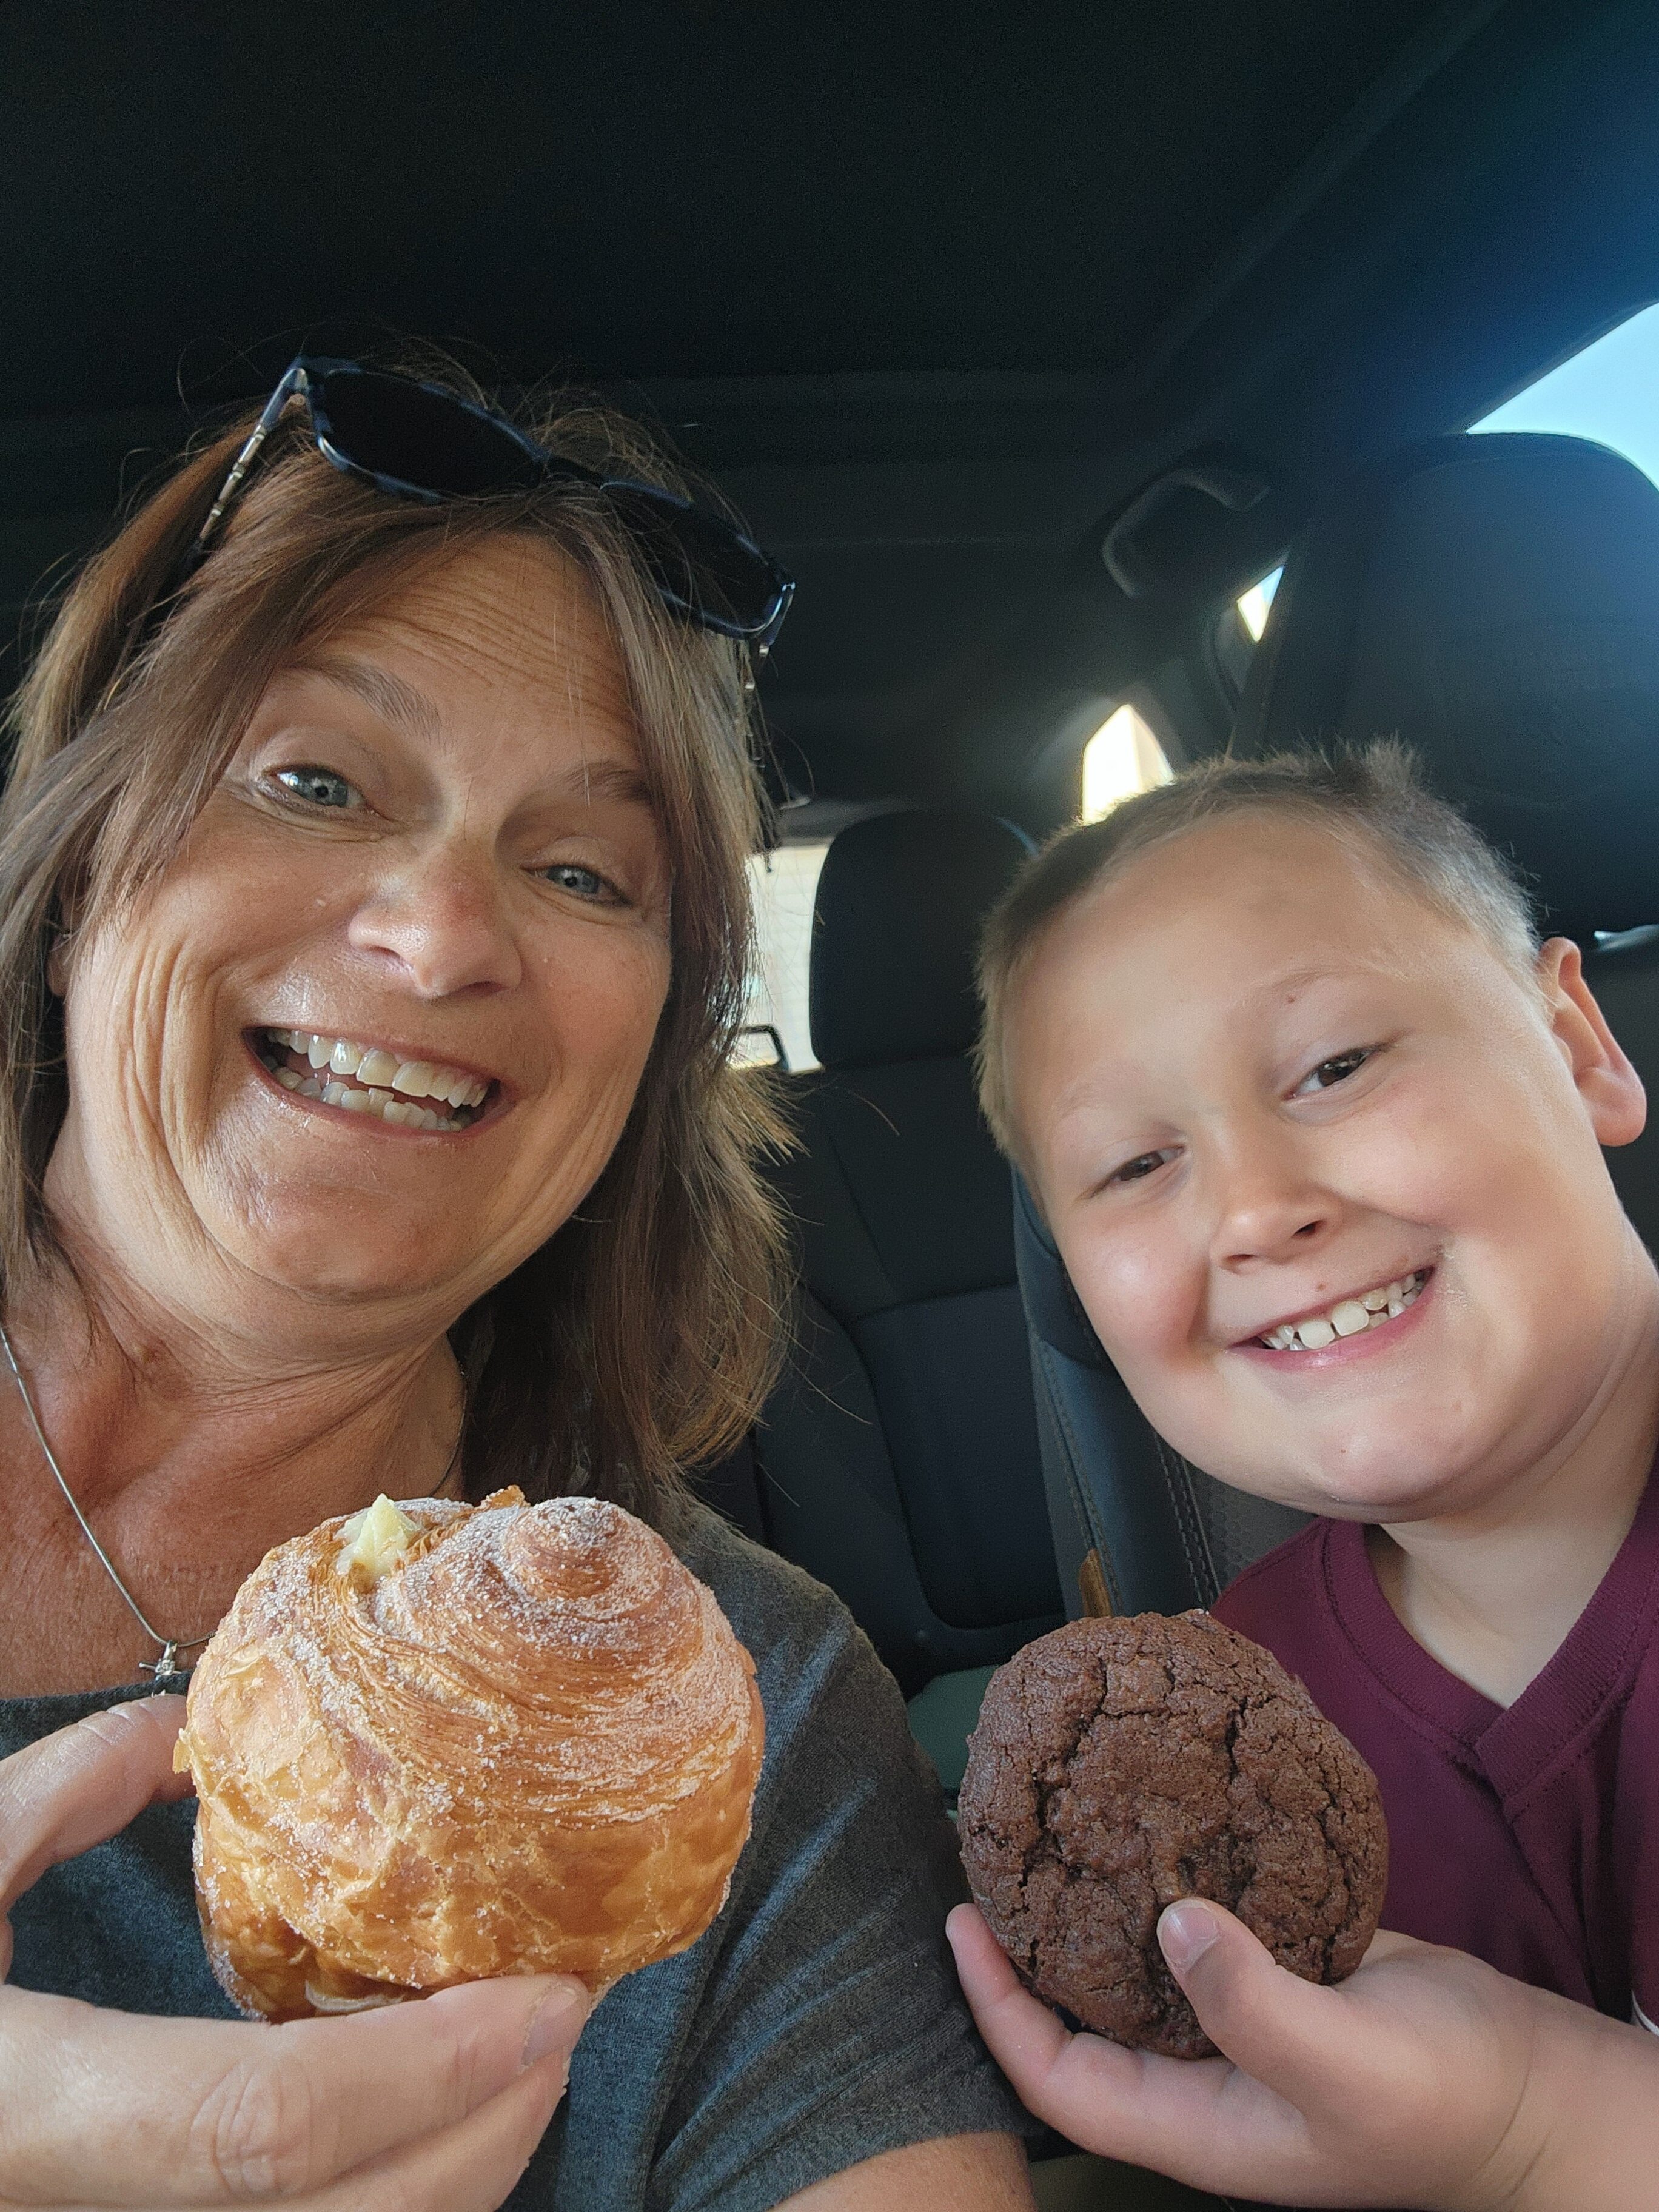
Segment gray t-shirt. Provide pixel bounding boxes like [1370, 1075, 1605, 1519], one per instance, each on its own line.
[0, 1504, 1031, 2211]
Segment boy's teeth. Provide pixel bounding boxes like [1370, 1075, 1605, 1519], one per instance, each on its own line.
[258, 1028, 489, 1128]
[1261, 1273, 1426, 1352]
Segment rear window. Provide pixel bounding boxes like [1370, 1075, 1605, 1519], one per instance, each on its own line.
[737, 841, 830, 1070]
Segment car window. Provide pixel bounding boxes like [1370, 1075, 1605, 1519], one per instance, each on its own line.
[737, 841, 831, 1070]
[1212, 306, 1659, 698]
[1081, 703, 1172, 820]
[1214, 566, 1284, 691]
[1236, 568, 1282, 642]
[1471, 299, 1659, 479]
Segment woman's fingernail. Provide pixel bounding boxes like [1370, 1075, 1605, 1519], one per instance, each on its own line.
[1158, 1900, 1221, 1974]
[521, 1978, 590, 2068]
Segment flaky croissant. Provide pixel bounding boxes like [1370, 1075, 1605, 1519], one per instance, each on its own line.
[175, 1487, 765, 2022]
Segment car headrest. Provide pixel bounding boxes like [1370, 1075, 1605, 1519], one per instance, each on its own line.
[1233, 432, 1659, 943]
[809, 809, 1033, 1070]
[1013, 1171, 1107, 1366]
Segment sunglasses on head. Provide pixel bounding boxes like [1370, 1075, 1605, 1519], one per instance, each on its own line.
[189, 355, 795, 651]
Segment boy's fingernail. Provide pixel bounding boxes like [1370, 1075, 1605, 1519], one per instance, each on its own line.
[521, 1977, 591, 2068]
[1158, 1900, 1221, 1974]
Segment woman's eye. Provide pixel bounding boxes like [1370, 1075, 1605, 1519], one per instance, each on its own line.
[541, 862, 617, 902]
[1295, 1047, 1373, 1096]
[273, 766, 361, 811]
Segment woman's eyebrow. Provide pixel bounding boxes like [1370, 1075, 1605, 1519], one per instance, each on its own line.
[292, 655, 655, 811]
[550, 757, 655, 810]
[295, 656, 440, 743]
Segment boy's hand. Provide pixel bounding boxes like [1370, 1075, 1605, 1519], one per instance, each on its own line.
[948, 1897, 1659, 2211]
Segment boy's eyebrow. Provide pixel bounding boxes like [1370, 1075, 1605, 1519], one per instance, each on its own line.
[1256, 960, 1355, 999]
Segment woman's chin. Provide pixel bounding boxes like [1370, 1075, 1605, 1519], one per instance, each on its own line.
[216, 1213, 491, 1311]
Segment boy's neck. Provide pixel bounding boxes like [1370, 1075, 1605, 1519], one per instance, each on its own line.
[1367, 1279, 1659, 1708]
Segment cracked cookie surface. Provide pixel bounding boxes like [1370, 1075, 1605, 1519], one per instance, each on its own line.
[957, 1609, 1387, 2058]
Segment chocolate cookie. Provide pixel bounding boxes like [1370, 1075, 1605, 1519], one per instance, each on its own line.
[958, 1610, 1387, 2059]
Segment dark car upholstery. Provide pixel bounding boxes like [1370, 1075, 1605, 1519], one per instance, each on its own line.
[1021, 431, 1659, 1619]
[754, 810, 1063, 1720]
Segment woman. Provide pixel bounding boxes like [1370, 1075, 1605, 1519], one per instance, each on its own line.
[0, 358, 1034, 2210]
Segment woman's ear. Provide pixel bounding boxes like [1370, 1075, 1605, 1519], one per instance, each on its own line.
[1538, 936, 1647, 1148]
[45, 933, 70, 997]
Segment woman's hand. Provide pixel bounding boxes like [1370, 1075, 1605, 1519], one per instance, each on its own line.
[948, 1897, 1659, 2212]
[0, 1698, 589, 2210]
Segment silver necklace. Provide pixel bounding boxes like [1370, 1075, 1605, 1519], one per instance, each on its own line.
[0, 1321, 464, 1689]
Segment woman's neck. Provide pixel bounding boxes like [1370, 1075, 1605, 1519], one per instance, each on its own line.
[0, 1238, 466, 1693]
[5, 1255, 465, 1514]
[1368, 1256, 1659, 1709]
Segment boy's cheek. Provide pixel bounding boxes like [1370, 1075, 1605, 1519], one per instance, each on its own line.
[1059, 1227, 1205, 1378]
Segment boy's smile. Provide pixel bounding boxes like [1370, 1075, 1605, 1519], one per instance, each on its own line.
[1241, 1263, 1430, 1356]
[1008, 813, 1655, 1525]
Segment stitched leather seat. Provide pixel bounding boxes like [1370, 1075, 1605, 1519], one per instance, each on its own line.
[756, 809, 1063, 1721]
[1021, 431, 1659, 1618]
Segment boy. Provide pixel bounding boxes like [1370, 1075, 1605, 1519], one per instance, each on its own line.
[947, 743, 1659, 2208]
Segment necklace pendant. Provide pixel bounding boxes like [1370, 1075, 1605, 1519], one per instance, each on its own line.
[142, 1642, 186, 1689]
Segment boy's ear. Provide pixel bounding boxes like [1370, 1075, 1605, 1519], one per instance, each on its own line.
[1538, 937, 1647, 1148]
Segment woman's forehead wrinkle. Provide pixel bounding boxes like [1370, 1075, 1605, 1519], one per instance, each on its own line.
[360, 543, 625, 716]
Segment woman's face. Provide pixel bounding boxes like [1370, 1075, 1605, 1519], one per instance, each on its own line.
[49, 534, 674, 1330]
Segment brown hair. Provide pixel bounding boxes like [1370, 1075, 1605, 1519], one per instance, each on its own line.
[0, 365, 788, 1527]
[976, 739, 1540, 1158]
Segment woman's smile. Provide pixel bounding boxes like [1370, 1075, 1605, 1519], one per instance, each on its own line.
[247, 1026, 502, 1133]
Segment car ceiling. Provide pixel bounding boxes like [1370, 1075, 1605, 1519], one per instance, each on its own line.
[4, 0, 1658, 832]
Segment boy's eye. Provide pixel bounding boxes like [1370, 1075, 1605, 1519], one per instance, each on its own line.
[273, 765, 361, 811]
[541, 862, 617, 902]
[1294, 1047, 1373, 1096]
[1110, 1147, 1176, 1187]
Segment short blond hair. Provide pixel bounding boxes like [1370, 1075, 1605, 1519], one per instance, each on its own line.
[976, 739, 1540, 1156]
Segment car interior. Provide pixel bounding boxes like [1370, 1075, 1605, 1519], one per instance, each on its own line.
[7, 4, 1659, 2205]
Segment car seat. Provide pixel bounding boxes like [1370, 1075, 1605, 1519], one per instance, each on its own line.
[1021, 430, 1659, 1618]
[754, 808, 1064, 1783]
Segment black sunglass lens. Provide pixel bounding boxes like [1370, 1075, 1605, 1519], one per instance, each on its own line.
[605, 488, 782, 635]
[313, 372, 546, 497]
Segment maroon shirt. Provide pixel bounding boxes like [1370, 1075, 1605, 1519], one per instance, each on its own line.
[1212, 1468, 1659, 2030]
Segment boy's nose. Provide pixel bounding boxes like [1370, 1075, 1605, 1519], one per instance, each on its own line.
[1208, 1150, 1339, 1269]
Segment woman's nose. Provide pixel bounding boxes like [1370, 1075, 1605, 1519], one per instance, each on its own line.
[346, 850, 523, 998]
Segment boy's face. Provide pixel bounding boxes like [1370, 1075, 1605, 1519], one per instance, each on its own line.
[1009, 814, 1652, 1521]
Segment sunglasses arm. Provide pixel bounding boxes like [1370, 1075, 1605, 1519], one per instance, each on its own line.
[193, 364, 312, 557]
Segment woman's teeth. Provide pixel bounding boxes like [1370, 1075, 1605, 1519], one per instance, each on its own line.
[257, 1030, 489, 1133]
[1259, 1272, 1427, 1352]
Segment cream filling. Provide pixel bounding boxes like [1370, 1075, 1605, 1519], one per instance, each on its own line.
[1259, 1270, 1427, 1352]
[335, 1493, 421, 1583]
[304, 1984, 406, 2013]
[256, 1029, 491, 1131]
